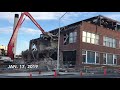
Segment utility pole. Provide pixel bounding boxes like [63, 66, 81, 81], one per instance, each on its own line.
[57, 12, 68, 74]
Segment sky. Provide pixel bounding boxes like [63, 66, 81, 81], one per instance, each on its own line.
[1, 12, 120, 55]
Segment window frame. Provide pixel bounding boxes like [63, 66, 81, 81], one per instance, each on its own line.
[69, 31, 77, 43]
[82, 50, 87, 63]
[103, 36, 117, 48]
[82, 50, 100, 64]
[103, 53, 117, 65]
[82, 31, 99, 45]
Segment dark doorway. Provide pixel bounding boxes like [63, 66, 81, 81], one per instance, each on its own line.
[63, 51, 76, 68]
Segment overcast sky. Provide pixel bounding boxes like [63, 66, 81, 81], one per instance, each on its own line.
[1, 12, 120, 55]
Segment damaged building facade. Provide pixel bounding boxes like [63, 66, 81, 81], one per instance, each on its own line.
[22, 15, 120, 69]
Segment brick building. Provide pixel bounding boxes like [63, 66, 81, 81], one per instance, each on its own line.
[23, 15, 120, 69]
[59, 15, 120, 69]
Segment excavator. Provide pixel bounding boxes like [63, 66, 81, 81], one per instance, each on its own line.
[7, 12, 57, 60]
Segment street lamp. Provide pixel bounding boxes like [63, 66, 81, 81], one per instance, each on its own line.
[57, 12, 68, 74]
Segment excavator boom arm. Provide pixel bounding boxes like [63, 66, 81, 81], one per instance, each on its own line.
[24, 12, 45, 34]
[7, 12, 46, 60]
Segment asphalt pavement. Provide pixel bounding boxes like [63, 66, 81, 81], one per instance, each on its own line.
[0, 72, 120, 78]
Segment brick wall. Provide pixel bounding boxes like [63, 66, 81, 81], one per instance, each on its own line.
[60, 21, 120, 67]
[80, 22, 120, 65]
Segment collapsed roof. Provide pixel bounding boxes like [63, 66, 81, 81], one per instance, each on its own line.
[49, 15, 120, 33]
[83, 15, 120, 31]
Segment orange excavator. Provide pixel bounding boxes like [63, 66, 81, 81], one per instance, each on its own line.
[7, 12, 56, 60]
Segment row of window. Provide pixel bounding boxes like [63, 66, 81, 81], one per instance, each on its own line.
[82, 50, 118, 65]
[82, 31, 118, 48]
[82, 31, 99, 45]
[63, 31, 119, 48]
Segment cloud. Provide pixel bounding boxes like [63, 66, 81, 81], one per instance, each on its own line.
[0, 12, 66, 20]
[0, 12, 70, 26]
[0, 12, 97, 21]
[104, 14, 120, 21]
[0, 12, 21, 24]
[2, 12, 120, 35]
[0, 12, 101, 35]
[28, 12, 66, 20]
[0, 26, 13, 34]
[0, 12, 99, 27]
[19, 27, 42, 35]
[59, 12, 98, 25]
[0, 26, 41, 35]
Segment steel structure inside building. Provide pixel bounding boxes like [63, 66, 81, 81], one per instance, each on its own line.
[22, 15, 120, 69]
